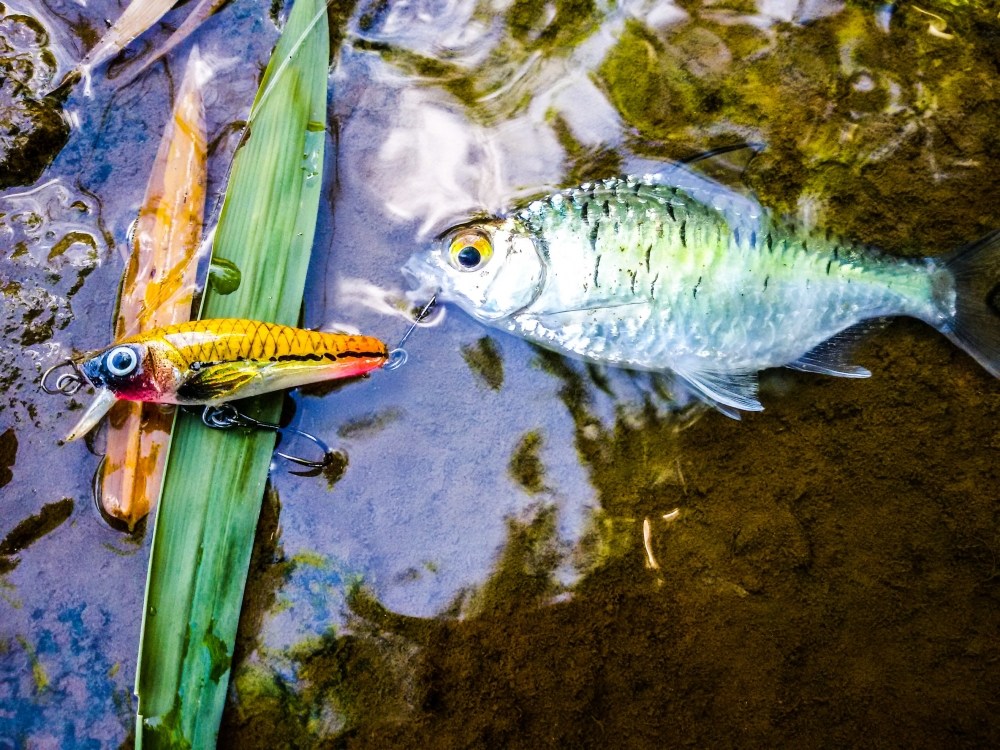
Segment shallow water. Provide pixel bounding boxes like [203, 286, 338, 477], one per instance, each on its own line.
[1, 0, 999, 747]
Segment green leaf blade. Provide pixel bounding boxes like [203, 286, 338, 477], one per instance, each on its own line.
[134, 1, 330, 747]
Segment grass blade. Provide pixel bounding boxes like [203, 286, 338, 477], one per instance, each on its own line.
[134, 2, 330, 747]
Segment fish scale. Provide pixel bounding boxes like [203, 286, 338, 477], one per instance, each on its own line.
[406, 166, 1000, 415]
[511, 178, 939, 374]
[134, 319, 382, 367]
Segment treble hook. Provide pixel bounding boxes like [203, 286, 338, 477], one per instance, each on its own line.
[198, 404, 336, 475]
[41, 359, 86, 396]
[384, 293, 438, 370]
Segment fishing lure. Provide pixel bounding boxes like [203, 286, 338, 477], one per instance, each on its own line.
[44, 318, 388, 442]
[403, 165, 1000, 416]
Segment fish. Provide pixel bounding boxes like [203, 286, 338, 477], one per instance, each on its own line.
[403, 167, 1000, 417]
[65, 319, 388, 441]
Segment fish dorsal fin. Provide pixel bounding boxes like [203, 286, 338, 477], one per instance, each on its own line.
[674, 368, 764, 418]
[786, 326, 878, 379]
[177, 360, 261, 402]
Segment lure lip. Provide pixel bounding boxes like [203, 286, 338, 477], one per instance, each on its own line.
[63, 388, 118, 442]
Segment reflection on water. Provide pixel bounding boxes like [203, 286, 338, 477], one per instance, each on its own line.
[233, 0, 1000, 744]
[2, 0, 999, 747]
[0, 178, 107, 430]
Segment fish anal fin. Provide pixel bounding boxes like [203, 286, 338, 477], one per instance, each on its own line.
[787, 327, 876, 379]
[177, 360, 261, 403]
[675, 368, 763, 418]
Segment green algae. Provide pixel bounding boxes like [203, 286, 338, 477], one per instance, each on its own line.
[46, 231, 97, 261]
[220, 509, 571, 748]
[463, 505, 563, 617]
[598, 4, 1000, 251]
[0, 497, 73, 575]
[505, 0, 598, 50]
[508, 429, 546, 494]
[16, 635, 49, 694]
[358, 0, 604, 123]
[0, 427, 15, 489]
[320, 450, 349, 488]
[208, 257, 243, 295]
[336, 408, 403, 439]
[460, 335, 504, 390]
[204, 625, 232, 684]
[549, 112, 623, 185]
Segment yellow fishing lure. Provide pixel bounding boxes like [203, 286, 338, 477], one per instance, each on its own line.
[59, 319, 388, 441]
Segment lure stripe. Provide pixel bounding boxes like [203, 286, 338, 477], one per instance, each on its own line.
[268, 350, 389, 363]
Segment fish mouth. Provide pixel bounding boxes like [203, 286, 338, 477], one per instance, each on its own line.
[63, 388, 118, 443]
[401, 253, 443, 302]
[401, 252, 433, 284]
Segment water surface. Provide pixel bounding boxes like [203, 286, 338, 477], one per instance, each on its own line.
[1, 0, 998, 747]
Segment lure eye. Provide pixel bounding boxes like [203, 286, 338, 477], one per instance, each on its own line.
[105, 346, 139, 377]
[448, 231, 493, 272]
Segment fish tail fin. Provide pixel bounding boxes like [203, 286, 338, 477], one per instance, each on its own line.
[938, 230, 1000, 378]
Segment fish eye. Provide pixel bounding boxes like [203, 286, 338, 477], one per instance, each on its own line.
[457, 245, 481, 268]
[448, 231, 493, 272]
[105, 345, 139, 377]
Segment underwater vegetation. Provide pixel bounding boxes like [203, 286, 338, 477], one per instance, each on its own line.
[1, 0, 998, 748]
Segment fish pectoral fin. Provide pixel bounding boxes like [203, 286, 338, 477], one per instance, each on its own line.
[786, 327, 876, 379]
[674, 368, 764, 418]
[177, 361, 261, 403]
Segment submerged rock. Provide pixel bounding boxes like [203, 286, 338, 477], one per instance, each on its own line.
[0, 6, 68, 188]
[0, 80, 67, 188]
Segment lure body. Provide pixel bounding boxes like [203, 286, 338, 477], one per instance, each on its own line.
[83, 318, 388, 404]
[404, 168, 999, 415]
[65, 319, 388, 440]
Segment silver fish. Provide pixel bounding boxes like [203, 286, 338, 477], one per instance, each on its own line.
[403, 166, 1000, 416]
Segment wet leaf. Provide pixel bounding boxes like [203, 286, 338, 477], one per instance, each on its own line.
[63, 0, 180, 94]
[99, 49, 209, 531]
[116, 0, 231, 88]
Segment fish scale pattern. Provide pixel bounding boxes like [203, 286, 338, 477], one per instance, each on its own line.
[499, 177, 938, 373]
[119, 318, 387, 366]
